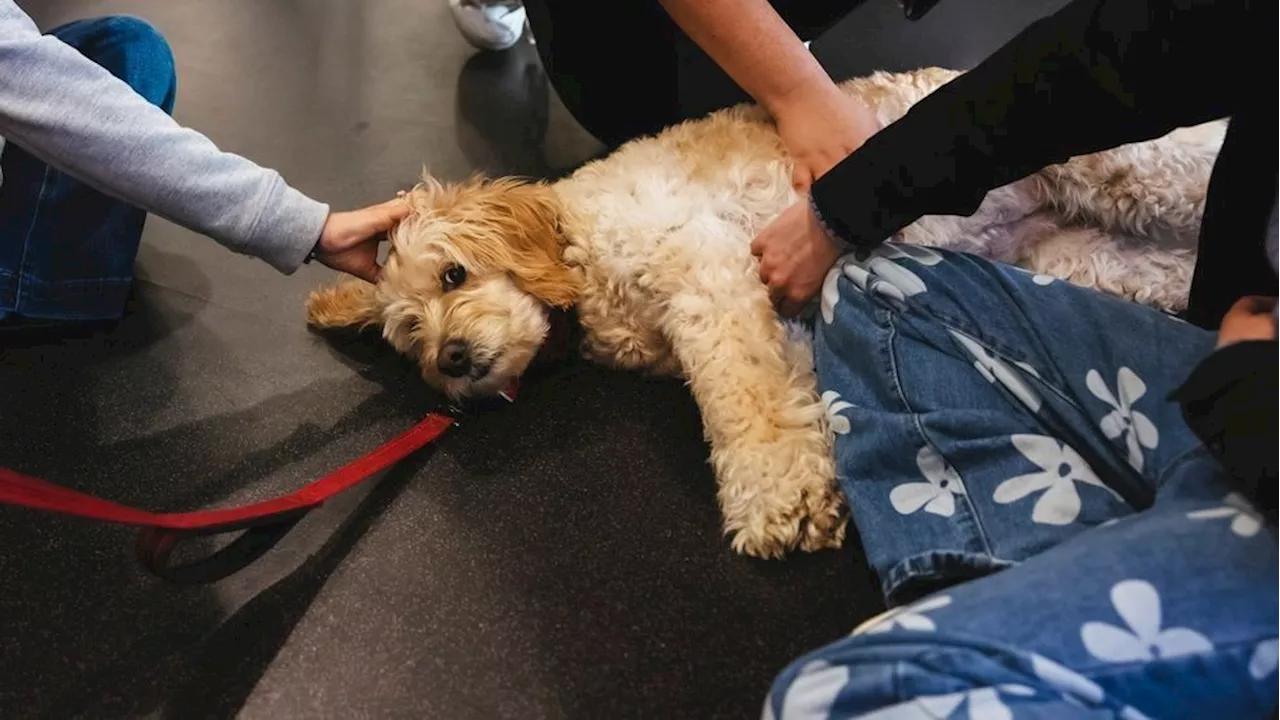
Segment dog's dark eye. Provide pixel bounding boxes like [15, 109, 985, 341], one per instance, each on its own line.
[441, 264, 467, 291]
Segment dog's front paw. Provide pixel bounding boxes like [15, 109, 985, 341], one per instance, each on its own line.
[725, 485, 847, 559]
[305, 278, 379, 330]
[796, 480, 848, 553]
[715, 438, 847, 559]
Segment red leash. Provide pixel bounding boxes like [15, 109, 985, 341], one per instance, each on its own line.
[0, 311, 567, 586]
[0, 411, 458, 585]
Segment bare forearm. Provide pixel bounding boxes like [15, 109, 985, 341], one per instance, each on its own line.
[657, 0, 831, 114]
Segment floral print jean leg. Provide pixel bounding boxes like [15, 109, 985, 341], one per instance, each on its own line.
[766, 245, 1278, 719]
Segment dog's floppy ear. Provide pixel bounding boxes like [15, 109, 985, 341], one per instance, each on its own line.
[452, 178, 583, 309]
[306, 278, 382, 329]
[498, 182, 582, 308]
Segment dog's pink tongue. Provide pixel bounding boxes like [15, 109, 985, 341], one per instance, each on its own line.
[498, 377, 520, 403]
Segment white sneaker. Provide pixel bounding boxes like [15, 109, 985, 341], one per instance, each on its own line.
[449, 0, 528, 52]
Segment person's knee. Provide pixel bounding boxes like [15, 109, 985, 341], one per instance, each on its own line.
[79, 16, 177, 113]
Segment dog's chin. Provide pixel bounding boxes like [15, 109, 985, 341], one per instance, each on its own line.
[432, 350, 533, 403]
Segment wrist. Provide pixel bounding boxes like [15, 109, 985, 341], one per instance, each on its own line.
[807, 194, 851, 253]
[760, 63, 838, 118]
[304, 213, 333, 265]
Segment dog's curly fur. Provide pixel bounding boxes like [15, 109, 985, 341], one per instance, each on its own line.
[307, 68, 1224, 559]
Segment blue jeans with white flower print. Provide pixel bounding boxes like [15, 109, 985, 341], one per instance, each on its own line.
[766, 245, 1278, 719]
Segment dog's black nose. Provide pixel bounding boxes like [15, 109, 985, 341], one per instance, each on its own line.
[437, 339, 472, 378]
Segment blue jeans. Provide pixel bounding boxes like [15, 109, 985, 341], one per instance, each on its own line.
[0, 16, 176, 321]
[767, 247, 1278, 718]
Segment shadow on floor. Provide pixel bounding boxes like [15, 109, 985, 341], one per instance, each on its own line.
[0, 335, 440, 717]
[160, 453, 432, 720]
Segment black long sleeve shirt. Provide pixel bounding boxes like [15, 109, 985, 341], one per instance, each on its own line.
[812, 0, 1274, 321]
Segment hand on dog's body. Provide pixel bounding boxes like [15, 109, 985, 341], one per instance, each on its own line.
[314, 198, 412, 282]
[656, 0, 878, 192]
[773, 84, 879, 193]
[751, 199, 843, 318]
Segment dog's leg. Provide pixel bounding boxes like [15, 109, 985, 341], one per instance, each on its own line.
[1031, 122, 1225, 248]
[576, 291, 682, 376]
[661, 284, 846, 559]
[306, 278, 380, 329]
[1018, 221, 1196, 312]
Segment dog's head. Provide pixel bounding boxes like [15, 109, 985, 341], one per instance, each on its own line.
[307, 174, 581, 400]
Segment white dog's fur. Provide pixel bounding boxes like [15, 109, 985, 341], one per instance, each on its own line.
[307, 68, 1224, 559]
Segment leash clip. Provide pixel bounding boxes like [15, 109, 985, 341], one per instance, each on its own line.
[442, 402, 467, 427]
[441, 378, 518, 428]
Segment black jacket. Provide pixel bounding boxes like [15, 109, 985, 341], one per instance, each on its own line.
[812, 0, 1275, 328]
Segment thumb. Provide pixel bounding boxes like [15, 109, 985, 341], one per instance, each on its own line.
[792, 166, 813, 193]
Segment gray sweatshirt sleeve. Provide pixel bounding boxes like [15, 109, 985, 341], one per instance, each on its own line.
[0, 4, 329, 273]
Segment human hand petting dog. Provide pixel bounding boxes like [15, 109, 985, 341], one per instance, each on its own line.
[313, 196, 412, 282]
[774, 81, 878, 192]
[751, 198, 843, 317]
[752, 74, 875, 316]
[653, 0, 877, 193]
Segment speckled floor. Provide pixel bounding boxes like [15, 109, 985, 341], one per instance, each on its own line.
[1, 1, 1065, 717]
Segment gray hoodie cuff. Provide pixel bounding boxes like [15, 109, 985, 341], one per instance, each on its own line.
[247, 179, 331, 274]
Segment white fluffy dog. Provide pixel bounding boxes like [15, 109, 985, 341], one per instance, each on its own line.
[306, 68, 1224, 559]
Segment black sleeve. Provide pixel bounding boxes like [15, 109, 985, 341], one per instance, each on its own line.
[810, 0, 1265, 249]
[1171, 339, 1279, 523]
